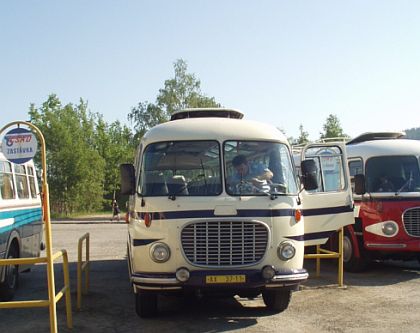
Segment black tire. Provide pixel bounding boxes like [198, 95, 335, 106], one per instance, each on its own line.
[135, 291, 158, 318]
[262, 289, 291, 313]
[343, 231, 369, 272]
[0, 244, 19, 301]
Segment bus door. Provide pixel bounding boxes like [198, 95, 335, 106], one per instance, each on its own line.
[300, 143, 354, 246]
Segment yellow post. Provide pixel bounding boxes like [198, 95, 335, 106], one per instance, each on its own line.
[77, 233, 90, 311]
[338, 227, 344, 287]
[315, 245, 321, 277]
[62, 250, 73, 329]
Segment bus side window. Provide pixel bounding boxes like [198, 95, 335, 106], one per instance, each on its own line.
[0, 161, 15, 199]
[28, 166, 38, 198]
[14, 164, 30, 199]
[348, 159, 363, 192]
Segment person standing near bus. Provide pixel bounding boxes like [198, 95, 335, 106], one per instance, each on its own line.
[111, 200, 121, 221]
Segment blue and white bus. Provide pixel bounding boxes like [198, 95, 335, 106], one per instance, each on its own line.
[0, 150, 43, 300]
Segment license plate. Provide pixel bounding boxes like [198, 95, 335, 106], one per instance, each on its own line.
[205, 274, 246, 284]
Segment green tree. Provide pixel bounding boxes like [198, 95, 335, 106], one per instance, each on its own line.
[29, 94, 106, 214]
[297, 124, 310, 144]
[128, 59, 220, 138]
[320, 114, 347, 140]
[95, 117, 136, 207]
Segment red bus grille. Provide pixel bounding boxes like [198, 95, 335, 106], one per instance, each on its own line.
[403, 207, 420, 237]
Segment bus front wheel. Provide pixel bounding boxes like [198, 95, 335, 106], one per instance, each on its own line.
[0, 244, 19, 301]
[343, 231, 368, 272]
[135, 291, 158, 318]
[262, 289, 291, 313]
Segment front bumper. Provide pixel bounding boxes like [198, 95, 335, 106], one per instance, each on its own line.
[131, 268, 308, 291]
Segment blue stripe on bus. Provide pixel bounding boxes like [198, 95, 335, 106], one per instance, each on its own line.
[285, 230, 335, 241]
[138, 205, 352, 220]
[0, 207, 42, 233]
[301, 205, 353, 216]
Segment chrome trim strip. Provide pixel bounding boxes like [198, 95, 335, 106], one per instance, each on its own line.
[365, 243, 407, 248]
[271, 272, 309, 282]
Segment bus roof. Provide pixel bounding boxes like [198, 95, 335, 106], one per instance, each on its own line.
[142, 117, 288, 146]
[346, 138, 420, 159]
[347, 132, 405, 145]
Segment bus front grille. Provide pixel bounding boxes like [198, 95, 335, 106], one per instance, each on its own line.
[181, 220, 269, 266]
[403, 207, 420, 237]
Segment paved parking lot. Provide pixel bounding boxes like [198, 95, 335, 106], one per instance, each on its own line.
[1, 220, 420, 332]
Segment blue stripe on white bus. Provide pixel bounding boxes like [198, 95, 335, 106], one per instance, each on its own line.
[0, 207, 42, 233]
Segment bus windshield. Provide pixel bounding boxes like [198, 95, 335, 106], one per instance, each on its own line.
[366, 156, 420, 193]
[224, 141, 298, 196]
[139, 140, 222, 196]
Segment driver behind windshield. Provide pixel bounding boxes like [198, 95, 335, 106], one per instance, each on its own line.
[229, 154, 273, 193]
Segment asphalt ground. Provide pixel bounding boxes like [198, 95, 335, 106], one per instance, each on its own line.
[1, 219, 419, 333]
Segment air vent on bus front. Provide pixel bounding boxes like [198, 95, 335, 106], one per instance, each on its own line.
[181, 220, 268, 267]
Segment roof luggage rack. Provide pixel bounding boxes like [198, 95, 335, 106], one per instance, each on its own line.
[170, 108, 244, 121]
[347, 132, 406, 145]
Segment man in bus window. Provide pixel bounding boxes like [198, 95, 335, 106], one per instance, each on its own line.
[229, 155, 273, 193]
[376, 175, 395, 192]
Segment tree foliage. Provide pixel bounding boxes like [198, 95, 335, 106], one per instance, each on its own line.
[297, 124, 310, 144]
[128, 59, 220, 138]
[29, 94, 135, 214]
[319, 114, 347, 140]
[405, 127, 420, 140]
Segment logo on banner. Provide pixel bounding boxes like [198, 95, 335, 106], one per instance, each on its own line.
[1, 127, 38, 164]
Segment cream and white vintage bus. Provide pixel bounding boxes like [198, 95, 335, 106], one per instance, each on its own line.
[0, 150, 43, 300]
[121, 108, 354, 317]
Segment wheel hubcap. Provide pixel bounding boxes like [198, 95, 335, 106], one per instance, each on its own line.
[343, 236, 353, 263]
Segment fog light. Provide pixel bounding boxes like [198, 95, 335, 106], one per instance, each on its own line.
[382, 222, 398, 236]
[277, 241, 296, 261]
[176, 267, 190, 282]
[150, 242, 170, 263]
[262, 265, 276, 280]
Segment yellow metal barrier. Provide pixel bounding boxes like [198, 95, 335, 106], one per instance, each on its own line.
[304, 227, 344, 287]
[0, 250, 73, 329]
[77, 233, 90, 311]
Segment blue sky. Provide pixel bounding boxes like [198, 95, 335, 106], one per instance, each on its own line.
[1, 1, 420, 141]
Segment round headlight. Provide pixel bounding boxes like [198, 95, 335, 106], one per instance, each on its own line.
[382, 222, 398, 236]
[176, 267, 190, 282]
[262, 265, 276, 280]
[277, 241, 296, 261]
[150, 242, 171, 263]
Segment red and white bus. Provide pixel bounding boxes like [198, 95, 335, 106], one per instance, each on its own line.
[345, 132, 420, 271]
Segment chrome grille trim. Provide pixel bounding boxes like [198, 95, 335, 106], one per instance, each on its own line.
[403, 207, 420, 237]
[181, 220, 269, 267]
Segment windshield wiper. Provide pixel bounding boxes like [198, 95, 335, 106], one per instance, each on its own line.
[395, 172, 413, 196]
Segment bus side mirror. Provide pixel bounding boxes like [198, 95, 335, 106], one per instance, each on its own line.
[301, 159, 318, 191]
[354, 174, 366, 195]
[120, 164, 136, 195]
